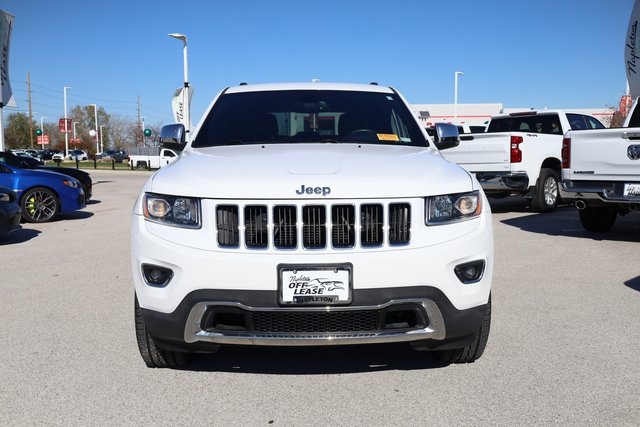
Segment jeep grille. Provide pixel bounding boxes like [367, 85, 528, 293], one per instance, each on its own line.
[216, 203, 411, 249]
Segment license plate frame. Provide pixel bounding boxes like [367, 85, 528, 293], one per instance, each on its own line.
[278, 263, 353, 306]
[624, 183, 640, 197]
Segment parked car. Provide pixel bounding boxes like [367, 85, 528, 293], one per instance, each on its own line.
[0, 151, 92, 200]
[22, 149, 41, 158]
[560, 97, 640, 231]
[68, 150, 89, 161]
[0, 160, 86, 223]
[441, 110, 606, 212]
[18, 153, 44, 165]
[39, 149, 62, 161]
[131, 81, 493, 368]
[52, 151, 65, 161]
[128, 147, 180, 169]
[96, 150, 128, 162]
[0, 185, 21, 237]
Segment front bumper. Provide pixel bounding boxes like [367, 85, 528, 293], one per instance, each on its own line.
[58, 187, 86, 214]
[141, 287, 487, 352]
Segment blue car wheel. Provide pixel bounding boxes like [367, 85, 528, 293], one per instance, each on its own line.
[20, 187, 59, 223]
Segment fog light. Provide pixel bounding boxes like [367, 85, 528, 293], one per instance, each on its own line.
[454, 260, 485, 284]
[141, 264, 174, 287]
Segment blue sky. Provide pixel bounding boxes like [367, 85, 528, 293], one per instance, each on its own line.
[2, 0, 636, 128]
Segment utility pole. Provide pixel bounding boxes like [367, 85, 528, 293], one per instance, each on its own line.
[63, 86, 72, 155]
[27, 72, 34, 148]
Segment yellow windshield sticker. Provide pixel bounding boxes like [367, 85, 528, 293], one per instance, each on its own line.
[377, 133, 400, 141]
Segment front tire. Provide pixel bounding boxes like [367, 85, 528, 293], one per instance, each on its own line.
[579, 206, 617, 232]
[530, 168, 560, 212]
[135, 296, 189, 368]
[20, 187, 59, 223]
[431, 296, 491, 364]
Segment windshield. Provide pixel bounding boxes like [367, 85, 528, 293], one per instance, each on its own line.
[192, 90, 428, 148]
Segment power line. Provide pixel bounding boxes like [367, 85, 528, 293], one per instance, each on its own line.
[14, 79, 172, 122]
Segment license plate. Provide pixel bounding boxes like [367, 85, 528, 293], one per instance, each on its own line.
[624, 183, 640, 197]
[279, 264, 352, 305]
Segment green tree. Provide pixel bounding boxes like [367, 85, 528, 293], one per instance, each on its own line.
[4, 113, 35, 149]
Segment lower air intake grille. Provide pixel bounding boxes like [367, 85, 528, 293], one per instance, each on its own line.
[251, 310, 380, 333]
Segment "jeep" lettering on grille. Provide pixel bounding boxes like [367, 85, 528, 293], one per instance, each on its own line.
[295, 185, 331, 196]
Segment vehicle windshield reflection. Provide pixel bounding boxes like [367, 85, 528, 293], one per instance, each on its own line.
[192, 90, 428, 148]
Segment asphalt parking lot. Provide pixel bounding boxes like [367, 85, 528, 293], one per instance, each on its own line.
[1, 169, 639, 425]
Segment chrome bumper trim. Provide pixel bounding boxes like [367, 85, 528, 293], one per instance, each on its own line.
[560, 180, 640, 203]
[184, 298, 446, 346]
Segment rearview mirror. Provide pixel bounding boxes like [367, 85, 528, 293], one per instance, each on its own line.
[433, 123, 460, 150]
[159, 124, 186, 148]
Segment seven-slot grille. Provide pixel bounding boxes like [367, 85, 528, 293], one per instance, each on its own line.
[216, 203, 411, 249]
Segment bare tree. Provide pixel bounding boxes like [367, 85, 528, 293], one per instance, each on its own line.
[107, 114, 138, 150]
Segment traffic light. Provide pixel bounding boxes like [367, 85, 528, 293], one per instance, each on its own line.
[143, 128, 151, 137]
[36, 129, 43, 136]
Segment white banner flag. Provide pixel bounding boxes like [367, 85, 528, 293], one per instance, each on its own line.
[171, 85, 193, 126]
[0, 10, 14, 107]
[626, 0, 640, 98]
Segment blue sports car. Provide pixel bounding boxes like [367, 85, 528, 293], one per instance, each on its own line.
[0, 160, 85, 223]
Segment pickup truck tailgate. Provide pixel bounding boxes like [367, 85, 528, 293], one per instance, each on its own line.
[566, 129, 640, 180]
[441, 132, 510, 173]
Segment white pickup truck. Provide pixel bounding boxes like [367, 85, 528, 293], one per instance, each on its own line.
[560, 99, 640, 231]
[130, 82, 494, 368]
[128, 147, 181, 170]
[441, 110, 606, 211]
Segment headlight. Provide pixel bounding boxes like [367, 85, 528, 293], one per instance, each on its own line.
[426, 191, 482, 224]
[62, 178, 80, 188]
[143, 193, 201, 228]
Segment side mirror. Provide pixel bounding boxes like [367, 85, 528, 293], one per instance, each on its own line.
[433, 122, 461, 150]
[159, 124, 186, 148]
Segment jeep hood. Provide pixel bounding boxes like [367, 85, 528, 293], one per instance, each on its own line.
[148, 144, 475, 199]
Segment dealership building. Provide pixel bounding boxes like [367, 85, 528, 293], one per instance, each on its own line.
[410, 103, 615, 128]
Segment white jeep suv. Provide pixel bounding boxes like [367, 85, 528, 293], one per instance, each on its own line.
[131, 82, 493, 368]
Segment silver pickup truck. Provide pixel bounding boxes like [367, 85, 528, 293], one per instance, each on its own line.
[560, 98, 640, 231]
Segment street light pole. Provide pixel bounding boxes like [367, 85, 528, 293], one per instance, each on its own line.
[454, 71, 463, 122]
[63, 86, 72, 155]
[73, 121, 79, 146]
[40, 116, 47, 148]
[89, 104, 99, 154]
[99, 125, 107, 152]
[168, 33, 190, 135]
[141, 117, 146, 146]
